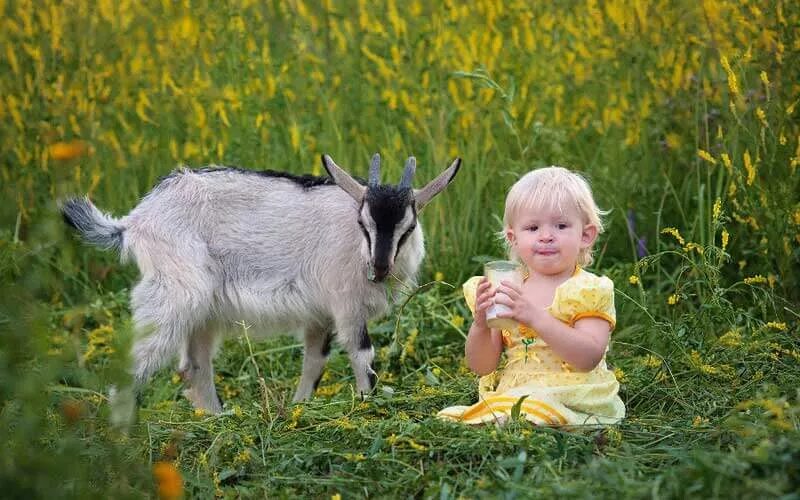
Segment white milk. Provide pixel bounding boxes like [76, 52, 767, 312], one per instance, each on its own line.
[484, 260, 523, 331]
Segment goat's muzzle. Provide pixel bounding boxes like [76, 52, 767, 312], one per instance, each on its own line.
[371, 264, 390, 282]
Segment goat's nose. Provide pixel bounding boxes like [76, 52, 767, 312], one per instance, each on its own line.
[373, 264, 389, 281]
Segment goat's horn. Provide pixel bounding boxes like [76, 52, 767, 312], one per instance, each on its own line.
[368, 153, 381, 187]
[399, 156, 416, 189]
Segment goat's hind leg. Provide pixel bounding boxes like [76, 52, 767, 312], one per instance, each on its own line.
[179, 326, 222, 413]
[293, 324, 333, 402]
[127, 276, 211, 401]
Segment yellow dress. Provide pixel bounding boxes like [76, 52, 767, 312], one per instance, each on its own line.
[437, 267, 625, 426]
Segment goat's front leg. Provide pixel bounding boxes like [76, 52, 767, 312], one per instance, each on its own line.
[341, 322, 377, 398]
[292, 326, 332, 402]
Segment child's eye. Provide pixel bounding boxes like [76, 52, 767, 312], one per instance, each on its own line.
[557, 223, 568, 230]
[527, 225, 538, 232]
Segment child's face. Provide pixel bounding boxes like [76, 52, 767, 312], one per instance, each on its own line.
[506, 203, 597, 277]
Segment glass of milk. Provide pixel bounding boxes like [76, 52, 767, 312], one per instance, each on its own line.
[484, 260, 524, 330]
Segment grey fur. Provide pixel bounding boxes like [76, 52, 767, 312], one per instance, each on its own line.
[60, 198, 125, 252]
[62, 154, 461, 414]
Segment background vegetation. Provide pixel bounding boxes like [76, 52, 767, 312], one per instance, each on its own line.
[1, 0, 798, 497]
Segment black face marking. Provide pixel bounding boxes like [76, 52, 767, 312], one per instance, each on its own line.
[365, 186, 414, 270]
[357, 214, 372, 252]
[313, 374, 323, 391]
[368, 370, 377, 390]
[358, 324, 372, 351]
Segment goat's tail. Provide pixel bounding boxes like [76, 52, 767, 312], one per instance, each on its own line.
[60, 197, 125, 252]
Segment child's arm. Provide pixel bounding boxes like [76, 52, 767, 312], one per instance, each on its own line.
[521, 314, 610, 371]
[494, 281, 611, 371]
[464, 278, 504, 375]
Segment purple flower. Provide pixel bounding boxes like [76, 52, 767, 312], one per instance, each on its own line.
[627, 209, 648, 257]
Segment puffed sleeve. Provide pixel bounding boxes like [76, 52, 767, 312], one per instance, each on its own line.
[548, 273, 616, 330]
[462, 276, 483, 316]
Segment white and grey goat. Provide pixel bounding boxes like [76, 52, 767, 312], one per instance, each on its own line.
[61, 154, 461, 413]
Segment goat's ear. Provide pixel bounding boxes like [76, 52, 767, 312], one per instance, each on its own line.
[414, 157, 461, 211]
[322, 154, 366, 203]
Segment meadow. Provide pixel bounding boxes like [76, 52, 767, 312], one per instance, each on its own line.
[1, 0, 799, 497]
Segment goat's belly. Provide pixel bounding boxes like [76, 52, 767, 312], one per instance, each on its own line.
[212, 281, 325, 333]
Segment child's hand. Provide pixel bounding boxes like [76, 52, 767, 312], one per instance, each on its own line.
[472, 277, 494, 330]
[493, 280, 547, 329]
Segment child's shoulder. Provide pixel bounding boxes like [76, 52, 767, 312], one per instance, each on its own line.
[556, 268, 614, 300]
[571, 267, 614, 289]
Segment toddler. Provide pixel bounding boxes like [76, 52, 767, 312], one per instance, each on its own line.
[438, 167, 625, 426]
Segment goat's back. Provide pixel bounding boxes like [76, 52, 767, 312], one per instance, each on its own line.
[122, 168, 381, 328]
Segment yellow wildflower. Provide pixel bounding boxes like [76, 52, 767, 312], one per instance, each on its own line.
[661, 227, 685, 246]
[756, 107, 767, 127]
[343, 453, 366, 462]
[712, 198, 722, 220]
[718, 330, 742, 347]
[406, 439, 427, 451]
[743, 150, 756, 185]
[332, 494, 342, 500]
[289, 123, 301, 151]
[287, 405, 304, 429]
[692, 415, 709, 427]
[744, 275, 767, 285]
[401, 328, 419, 362]
[765, 322, 787, 332]
[720, 55, 739, 97]
[613, 366, 626, 382]
[721, 229, 729, 250]
[697, 149, 716, 165]
[721, 153, 733, 174]
[628, 275, 640, 285]
[684, 242, 704, 255]
[434, 271, 444, 281]
[667, 294, 679, 305]
[640, 355, 661, 368]
[451, 314, 465, 328]
[234, 449, 251, 465]
[152, 461, 183, 500]
[664, 132, 681, 150]
[316, 382, 344, 397]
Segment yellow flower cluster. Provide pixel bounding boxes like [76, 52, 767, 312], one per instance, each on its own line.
[661, 228, 685, 246]
[287, 405, 304, 430]
[744, 275, 768, 285]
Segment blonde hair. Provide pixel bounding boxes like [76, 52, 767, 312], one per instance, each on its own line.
[502, 166, 607, 267]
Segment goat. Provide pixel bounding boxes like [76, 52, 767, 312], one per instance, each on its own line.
[61, 153, 461, 413]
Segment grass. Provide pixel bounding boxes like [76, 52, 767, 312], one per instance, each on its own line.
[1, 0, 799, 498]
